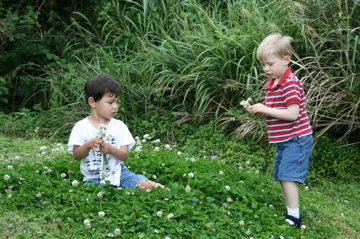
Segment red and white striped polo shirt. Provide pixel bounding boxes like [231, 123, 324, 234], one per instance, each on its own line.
[265, 67, 312, 143]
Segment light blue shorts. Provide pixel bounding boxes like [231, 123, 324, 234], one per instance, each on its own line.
[274, 134, 313, 184]
[84, 164, 146, 188]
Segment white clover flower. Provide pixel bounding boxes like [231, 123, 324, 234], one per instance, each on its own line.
[98, 211, 105, 218]
[106, 134, 112, 141]
[165, 237, 171, 239]
[14, 156, 20, 159]
[185, 185, 191, 192]
[239, 220, 245, 226]
[107, 233, 114, 237]
[7, 165, 13, 170]
[156, 211, 164, 217]
[71, 180, 79, 187]
[226, 197, 232, 202]
[301, 225, 306, 230]
[61, 173, 66, 178]
[167, 213, 174, 219]
[36, 193, 42, 198]
[114, 228, 121, 236]
[164, 144, 171, 150]
[246, 160, 250, 165]
[305, 186, 309, 191]
[100, 180, 106, 186]
[152, 175, 157, 179]
[245, 229, 251, 235]
[219, 171, 224, 175]
[225, 186, 230, 191]
[190, 158, 196, 162]
[4, 174, 10, 181]
[83, 219, 90, 225]
[177, 151, 182, 155]
[154, 147, 160, 151]
[99, 124, 107, 130]
[135, 146, 143, 152]
[154, 229, 159, 233]
[154, 139, 161, 143]
[40, 146, 47, 151]
[143, 134, 150, 139]
[97, 192, 104, 198]
[141, 139, 146, 144]
[188, 172, 194, 178]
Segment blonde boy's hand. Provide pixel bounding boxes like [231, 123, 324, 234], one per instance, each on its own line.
[247, 103, 267, 117]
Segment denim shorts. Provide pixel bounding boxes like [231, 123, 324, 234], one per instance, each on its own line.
[274, 134, 313, 184]
[84, 164, 146, 188]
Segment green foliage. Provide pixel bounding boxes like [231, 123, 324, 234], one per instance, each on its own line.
[309, 136, 360, 183]
[1, 134, 359, 238]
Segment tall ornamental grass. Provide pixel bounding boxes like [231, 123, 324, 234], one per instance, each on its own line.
[1, 0, 358, 144]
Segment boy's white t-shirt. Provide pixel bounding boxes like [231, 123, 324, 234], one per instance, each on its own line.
[68, 117, 135, 185]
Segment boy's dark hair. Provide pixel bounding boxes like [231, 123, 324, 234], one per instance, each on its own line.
[84, 74, 121, 105]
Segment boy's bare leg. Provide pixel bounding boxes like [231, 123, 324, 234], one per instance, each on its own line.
[281, 180, 302, 227]
[280, 181, 299, 208]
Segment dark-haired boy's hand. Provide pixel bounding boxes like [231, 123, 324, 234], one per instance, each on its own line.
[87, 138, 104, 152]
[99, 142, 112, 155]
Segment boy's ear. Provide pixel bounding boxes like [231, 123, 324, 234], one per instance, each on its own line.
[88, 97, 96, 108]
[284, 55, 291, 65]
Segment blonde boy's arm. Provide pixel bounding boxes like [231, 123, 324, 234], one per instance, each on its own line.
[248, 103, 299, 121]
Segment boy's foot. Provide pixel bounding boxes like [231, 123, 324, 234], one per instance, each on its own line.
[285, 215, 302, 229]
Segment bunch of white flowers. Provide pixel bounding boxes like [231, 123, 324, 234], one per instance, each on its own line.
[240, 98, 252, 108]
[96, 124, 113, 179]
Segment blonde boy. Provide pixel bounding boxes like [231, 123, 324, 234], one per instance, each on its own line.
[247, 33, 313, 228]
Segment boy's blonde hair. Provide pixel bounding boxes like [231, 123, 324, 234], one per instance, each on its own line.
[256, 33, 293, 62]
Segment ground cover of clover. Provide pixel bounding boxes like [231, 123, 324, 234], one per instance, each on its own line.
[0, 134, 359, 239]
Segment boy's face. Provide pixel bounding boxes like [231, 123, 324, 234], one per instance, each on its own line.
[261, 55, 290, 80]
[93, 92, 120, 120]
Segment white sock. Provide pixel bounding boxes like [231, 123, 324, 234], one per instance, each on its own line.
[286, 207, 300, 225]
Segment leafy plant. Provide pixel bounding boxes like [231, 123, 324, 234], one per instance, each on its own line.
[0, 132, 359, 238]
